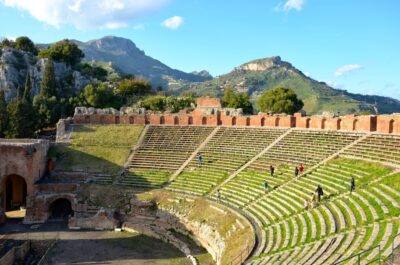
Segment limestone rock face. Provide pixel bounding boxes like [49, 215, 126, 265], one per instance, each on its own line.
[0, 48, 91, 101]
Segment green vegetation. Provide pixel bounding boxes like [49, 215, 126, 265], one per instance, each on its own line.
[257, 87, 304, 114]
[0, 91, 7, 137]
[222, 88, 253, 114]
[15, 36, 38, 54]
[137, 95, 194, 113]
[39, 39, 84, 66]
[50, 124, 143, 173]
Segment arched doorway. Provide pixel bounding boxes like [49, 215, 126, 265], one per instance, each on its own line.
[389, 120, 395, 134]
[3, 175, 27, 211]
[353, 120, 358, 131]
[246, 117, 251, 126]
[174, 116, 179, 125]
[337, 119, 342, 130]
[188, 116, 193, 125]
[202, 117, 207, 125]
[232, 117, 237, 126]
[321, 119, 326, 129]
[275, 118, 280, 127]
[261, 117, 265, 127]
[306, 118, 311, 128]
[49, 198, 73, 220]
[160, 116, 165, 125]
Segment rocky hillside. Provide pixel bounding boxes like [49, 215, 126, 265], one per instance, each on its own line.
[177, 56, 400, 115]
[0, 48, 91, 101]
[75, 36, 212, 87]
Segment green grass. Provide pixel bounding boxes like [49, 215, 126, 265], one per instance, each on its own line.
[50, 124, 143, 173]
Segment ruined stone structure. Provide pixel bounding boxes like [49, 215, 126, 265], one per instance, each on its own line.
[63, 97, 400, 135]
[0, 139, 49, 223]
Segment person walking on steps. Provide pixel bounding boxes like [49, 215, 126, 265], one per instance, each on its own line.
[264, 180, 269, 192]
[294, 166, 299, 177]
[197, 152, 203, 167]
[350, 176, 355, 193]
[316, 185, 324, 202]
[299, 164, 304, 174]
[217, 189, 221, 203]
[270, 165, 275, 177]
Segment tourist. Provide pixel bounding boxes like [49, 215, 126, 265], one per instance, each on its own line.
[299, 164, 305, 173]
[217, 189, 221, 202]
[316, 185, 324, 202]
[264, 180, 269, 192]
[198, 152, 203, 167]
[310, 192, 316, 208]
[350, 176, 355, 193]
[304, 199, 309, 210]
[294, 166, 299, 177]
[270, 165, 275, 177]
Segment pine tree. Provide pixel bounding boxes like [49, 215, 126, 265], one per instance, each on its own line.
[7, 96, 36, 138]
[23, 71, 32, 102]
[0, 90, 8, 138]
[40, 59, 57, 98]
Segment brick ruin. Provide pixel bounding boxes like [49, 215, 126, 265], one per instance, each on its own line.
[0, 140, 49, 223]
[62, 97, 400, 135]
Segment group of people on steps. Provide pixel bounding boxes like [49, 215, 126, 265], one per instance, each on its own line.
[198, 153, 357, 209]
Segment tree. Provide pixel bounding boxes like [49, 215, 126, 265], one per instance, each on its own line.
[222, 88, 253, 114]
[23, 72, 32, 102]
[257, 87, 304, 114]
[6, 96, 36, 138]
[139, 95, 167, 111]
[117, 78, 152, 98]
[0, 38, 15, 48]
[15, 36, 38, 54]
[166, 96, 194, 113]
[39, 39, 84, 66]
[80, 83, 121, 109]
[0, 90, 8, 137]
[33, 95, 60, 129]
[40, 59, 58, 98]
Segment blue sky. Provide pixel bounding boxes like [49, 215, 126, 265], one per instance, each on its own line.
[0, 0, 399, 99]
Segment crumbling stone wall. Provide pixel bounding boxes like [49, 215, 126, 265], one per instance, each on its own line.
[0, 140, 49, 223]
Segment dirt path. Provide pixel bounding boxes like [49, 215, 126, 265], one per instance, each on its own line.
[45, 230, 191, 265]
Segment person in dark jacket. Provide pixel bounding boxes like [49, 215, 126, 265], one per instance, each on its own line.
[316, 185, 324, 202]
[294, 166, 299, 177]
[270, 165, 275, 177]
[350, 177, 355, 193]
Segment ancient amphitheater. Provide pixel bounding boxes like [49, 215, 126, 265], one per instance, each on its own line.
[1, 97, 400, 265]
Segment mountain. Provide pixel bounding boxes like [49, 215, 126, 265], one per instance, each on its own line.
[75, 36, 212, 87]
[175, 56, 400, 115]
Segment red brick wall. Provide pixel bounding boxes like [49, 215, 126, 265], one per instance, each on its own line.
[71, 113, 400, 134]
[196, 97, 222, 108]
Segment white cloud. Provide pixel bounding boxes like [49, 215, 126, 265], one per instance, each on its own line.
[276, 0, 304, 12]
[326, 80, 344, 89]
[161, 16, 183, 30]
[304, 71, 311, 77]
[335, 64, 363, 76]
[0, 0, 169, 29]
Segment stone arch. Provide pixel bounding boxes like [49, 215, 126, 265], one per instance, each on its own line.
[275, 117, 280, 127]
[160, 116, 165, 125]
[2, 175, 27, 211]
[188, 116, 193, 125]
[389, 119, 395, 134]
[261, 117, 265, 127]
[321, 119, 326, 130]
[48, 197, 74, 220]
[246, 117, 251, 126]
[174, 116, 179, 125]
[337, 119, 342, 130]
[129, 116, 134, 124]
[353, 119, 358, 131]
[306, 118, 311, 128]
[47, 158, 55, 172]
[202, 117, 207, 125]
[115, 116, 120, 124]
[232, 117, 237, 126]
